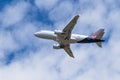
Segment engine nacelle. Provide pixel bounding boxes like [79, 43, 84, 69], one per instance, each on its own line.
[54, 30, 65, 35]
[53, 44, 64, 49]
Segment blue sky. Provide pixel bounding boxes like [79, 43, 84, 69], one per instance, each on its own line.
[0, 0, 120, 80]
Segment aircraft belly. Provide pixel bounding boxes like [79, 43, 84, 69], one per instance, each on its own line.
[77, 37, 104, 43]
[38, 32, 57, 40]
[43, 34, 56, 40]
[71, 35, 88, 43]
[43, 35, 56, 40]
[69, 38, 78, 43]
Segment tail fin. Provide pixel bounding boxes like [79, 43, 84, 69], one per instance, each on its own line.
[91, 29, 105, 47]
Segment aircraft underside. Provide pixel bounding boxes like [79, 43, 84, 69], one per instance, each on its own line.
[77, 37, 105, 43]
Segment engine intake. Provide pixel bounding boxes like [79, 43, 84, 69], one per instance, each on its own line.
[54, 30, 65, 35]
[53, 44, 64, 49]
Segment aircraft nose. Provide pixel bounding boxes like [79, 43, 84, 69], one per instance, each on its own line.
[34, 32, 39, 37]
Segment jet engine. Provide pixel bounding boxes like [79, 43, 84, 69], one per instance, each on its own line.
[54, 30, 65, 35]
[53, 44, 64, 49]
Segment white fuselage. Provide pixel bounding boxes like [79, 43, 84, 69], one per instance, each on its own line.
[34, 30, 88, 44]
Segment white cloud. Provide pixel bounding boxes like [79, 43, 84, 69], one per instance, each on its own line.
[0, 51, 61, 80]
[0, 1, 30, 27]
[12, 22, 37, 46]
[108, 10, 120, 29]
[49, 1, 74, 22]
[35, 0, 58, 10]
[0, 31, 18, 59]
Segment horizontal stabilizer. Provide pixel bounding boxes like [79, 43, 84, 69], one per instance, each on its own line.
[91, 29, 105, 48]
[96, 42, 102, 47]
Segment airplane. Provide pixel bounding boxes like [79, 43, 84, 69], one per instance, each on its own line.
[34, 15, 105, 58]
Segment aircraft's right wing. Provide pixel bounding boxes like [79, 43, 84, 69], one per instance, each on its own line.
[64, 45, 74, 58]
[62, 15, 79, 40]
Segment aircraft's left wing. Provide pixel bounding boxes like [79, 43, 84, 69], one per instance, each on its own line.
[64, 45, 74, 58]
[63, 15, 79, 40]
